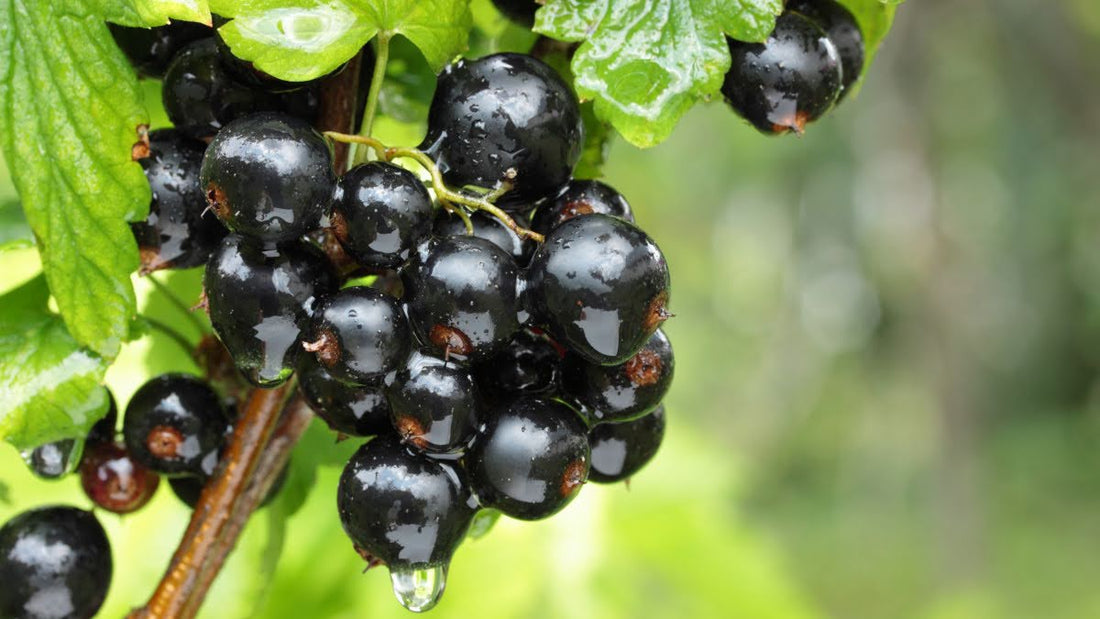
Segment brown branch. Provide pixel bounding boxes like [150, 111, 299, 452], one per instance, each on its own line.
[317, 52, 362, 173]
[181, 397, 314, 618]
[130, 383, 293, 619]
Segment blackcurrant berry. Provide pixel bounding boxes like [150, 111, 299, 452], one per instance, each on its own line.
[465, 397, 589, 520]
[722, 13, 842, 134]
[787, 0, 864, 98]
[169, 463, 288, 509]
[530, 179, 635, 235]
[162, 39, 272, 139]
[201, 113, 334, 244]
[337, 435, 475, 568]
[422, 53, 583, 209]
[491, 0, 539, 27]
[474, 328, 564, 402]
[298, 355, 393, 437]
[562, 328, 674, 424]
[109, 21, 212, 79]
[132, 129, 227, 271]
[386, 351, 482, 455]
[305, 286, 412, 384]
[80, 441, 161, 514]
[0, 506, 112, 619]
[403, 235, 522, 359]
[330, 161, 433, 270]
[205, 235, 338, 387]
[588, 405, 666, 484]
[527, 214, 671, 365]
[123, 373, 229, 477]
[433, 209, 535, 267]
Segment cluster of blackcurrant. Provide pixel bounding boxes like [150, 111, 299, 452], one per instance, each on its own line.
[193, 50, 673, 610]
[4, 372, 286, 618]
[722, 0, 865, 134]
[5, 12, 678, 617]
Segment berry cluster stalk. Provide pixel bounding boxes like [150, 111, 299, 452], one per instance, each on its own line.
[325, 131, 546, 243]
[129, 58, 364, 619]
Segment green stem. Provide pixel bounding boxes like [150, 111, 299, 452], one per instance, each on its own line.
[324, 132, 545, 243]
[352, 32, 392, 167]
[146, 275, 207, 335]
[142, 316, 194, 356]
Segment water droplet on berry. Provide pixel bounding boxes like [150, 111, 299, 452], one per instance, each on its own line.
[390, 564, 447, 612]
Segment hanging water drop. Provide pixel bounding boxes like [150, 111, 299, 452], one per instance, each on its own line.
[389, 564, 447, 613]
[21, 438, 85, 479]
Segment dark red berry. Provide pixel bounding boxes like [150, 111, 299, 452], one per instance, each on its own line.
[80, 441, 161, 514]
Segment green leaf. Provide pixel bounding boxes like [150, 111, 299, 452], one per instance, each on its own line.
[838, 0, 902, 65]
[0, 480, 9, 505]
[0, 201, 32, 247]
[216, 0, 471, 83]
[0, 1, 153, 358]
[97, 0, 213, 27]
[0, 277, 110, 450]
[535, 0, 783, 147]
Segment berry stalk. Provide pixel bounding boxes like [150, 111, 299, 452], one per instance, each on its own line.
[351, 31, 392, 168]
[130, 382, 293, 619]
[181, 396, 313, 618]
[324, 131, 546, 243]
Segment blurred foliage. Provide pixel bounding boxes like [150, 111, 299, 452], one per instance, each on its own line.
[5, 0, 1100, 617]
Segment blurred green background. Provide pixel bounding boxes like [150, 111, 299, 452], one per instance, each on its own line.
[6, 0, 1100, 617]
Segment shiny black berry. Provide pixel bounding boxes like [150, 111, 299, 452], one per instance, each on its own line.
[465, 397, 589, 520]
[109, 21, 212, 79]
[530, 179, 635, 236]
[169, 463, 288, 509]
[132, 129, 227, 271]
[433, 209, 535, 267]
[80, 441, 161, 514]
[788, 0, 864, 98]
[722, 13, 842, 134]
[491, 0, 539, 27]
[330, 162, 433, 270]
[386, 351, 482, 455]
[298, 355, 392, 436]
[527, 214, 671, 365]
[123, 373, 230, 477]
[337, 435, 475, 568]
[403, 235, 522, 359]
[0, 506, 112, 619]
[305, 286, 412, 384]
[87, 390, 120, 445]
[205, 235, 338, 387]
[588, 405, 666, 484]
[562, 328, 674, 424]
[474, 328, 563, 402]
[162, 39, 272, 139]
[201, 113, 334, 244]
[422, 53, 583, 209]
